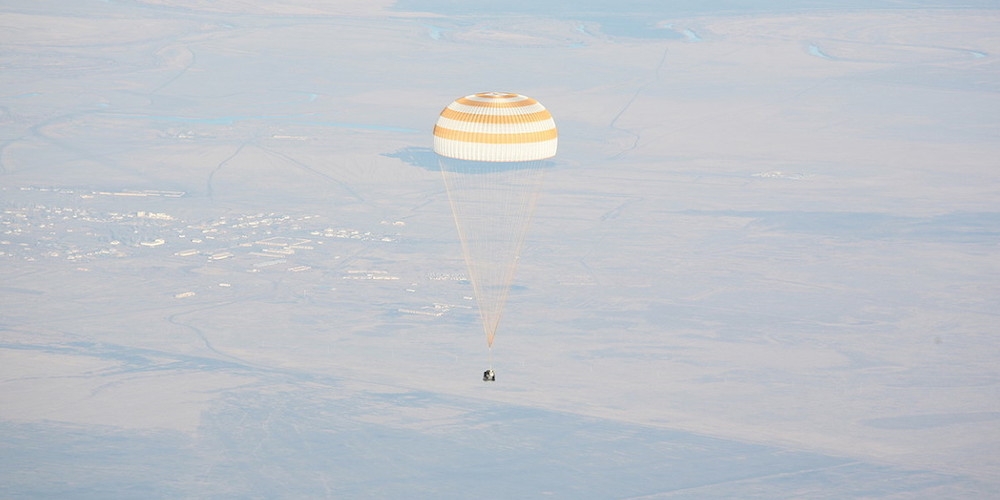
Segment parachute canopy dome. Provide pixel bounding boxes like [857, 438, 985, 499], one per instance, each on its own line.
[433, 92, 557, 162]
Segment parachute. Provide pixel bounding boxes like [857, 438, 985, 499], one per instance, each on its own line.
[433, 92, 558, 358]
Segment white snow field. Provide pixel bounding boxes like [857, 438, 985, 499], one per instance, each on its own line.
[2, 1, 999, 497]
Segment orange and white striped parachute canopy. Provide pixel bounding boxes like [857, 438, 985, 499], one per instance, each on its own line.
[433, 92, 557, 162]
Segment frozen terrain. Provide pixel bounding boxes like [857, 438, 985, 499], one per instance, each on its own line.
[2, 0, 999, 497]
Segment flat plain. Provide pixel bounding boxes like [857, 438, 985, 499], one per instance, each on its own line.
[2, 1, 999, 497]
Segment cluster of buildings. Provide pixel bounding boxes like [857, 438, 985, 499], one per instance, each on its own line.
[0, 187, 402, 274]
[3, 186, 475, 322]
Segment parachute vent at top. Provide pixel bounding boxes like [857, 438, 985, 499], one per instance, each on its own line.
[433, 92, 558, 162]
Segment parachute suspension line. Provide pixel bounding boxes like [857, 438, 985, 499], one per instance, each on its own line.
[489, 166, 545, 347]
[438, 164, 491, 347]
[439, 160, 546, 349]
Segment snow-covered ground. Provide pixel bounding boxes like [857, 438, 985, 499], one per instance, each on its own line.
[2, 1, 999, 497]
